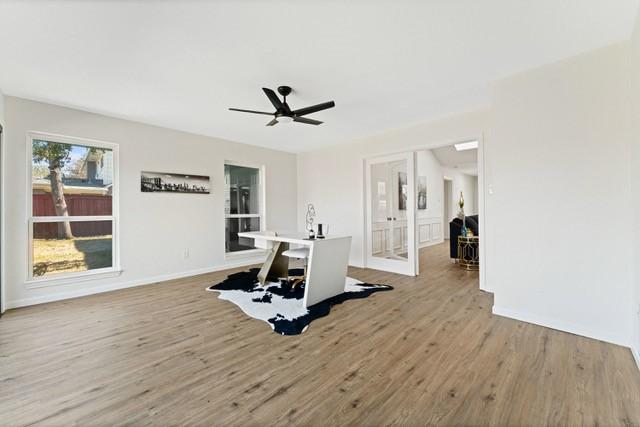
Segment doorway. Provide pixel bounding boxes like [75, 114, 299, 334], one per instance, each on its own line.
[365, 152, 417, 276]
[362, 138, 486, 290]
[430, 140, 482, 286]
[0, 123, 3, 315]
[443, 179, 452, 239]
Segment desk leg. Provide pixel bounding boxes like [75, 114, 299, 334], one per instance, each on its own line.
[257, 241, 290, 285]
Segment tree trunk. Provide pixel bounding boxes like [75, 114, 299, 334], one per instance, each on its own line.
[49, 166, 73, 239]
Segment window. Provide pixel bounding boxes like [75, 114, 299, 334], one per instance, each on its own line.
[224, 162, 264, 255]
[28, 132, 119, 282]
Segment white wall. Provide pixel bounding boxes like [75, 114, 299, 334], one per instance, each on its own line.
[296, 110, 488, 267]
[443, 180, 452, 239]
[416, 150, 444, 219]
[630, 11, 640, 366]
[0, 89, 4, 313]
[442, 168, 478, 219]
[486, 42, 634, 346]
[0, 89, 5, 126]
[416, 150, 444, 248]
[4, 97, 297, 308]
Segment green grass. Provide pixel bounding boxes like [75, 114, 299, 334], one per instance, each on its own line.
[33, 235, 112, 277]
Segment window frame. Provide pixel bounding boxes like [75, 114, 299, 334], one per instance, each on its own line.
[26, 131, 121, 286]
[223, 160, 266, 259]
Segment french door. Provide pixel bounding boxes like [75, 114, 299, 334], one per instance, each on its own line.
[365, 152, 417, 275]
[0, 124, 3, 315]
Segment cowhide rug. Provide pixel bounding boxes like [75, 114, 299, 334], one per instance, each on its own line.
[206, 268, 393, 335]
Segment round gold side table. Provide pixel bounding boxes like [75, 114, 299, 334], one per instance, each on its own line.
[457, 235, 480, 270]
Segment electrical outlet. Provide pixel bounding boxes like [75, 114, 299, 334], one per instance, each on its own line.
[183, 249, 190, 259]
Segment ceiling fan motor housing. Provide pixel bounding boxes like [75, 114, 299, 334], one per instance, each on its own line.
[277, 86, 292, 97]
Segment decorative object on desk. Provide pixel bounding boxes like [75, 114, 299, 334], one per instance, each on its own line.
[141, 171, 210, 194]
[417, 176, 427, 210]
[305, 203, 316, 239]
[317, 223, 326, 239]
[206, 268, 392, 335]
[398, 171, 408, 210]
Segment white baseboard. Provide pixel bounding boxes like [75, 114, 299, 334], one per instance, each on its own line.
[347, 255, 365, 268]
[418, 238, 445, 249]
[632, 344, 640, 372]
[492, 305, 630, 348]
[5, 257, 265, 310]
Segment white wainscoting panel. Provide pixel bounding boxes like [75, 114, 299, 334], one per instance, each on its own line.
[418, 223, 430, 243]
[372, 229, 383, 254]
[417, 216, 444, 248]
[432, 223, 442, 241]
[372, 220, 408, 256]
[373, 217, 442, 254]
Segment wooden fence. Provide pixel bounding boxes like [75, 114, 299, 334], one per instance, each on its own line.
[33, 194, 112, 239]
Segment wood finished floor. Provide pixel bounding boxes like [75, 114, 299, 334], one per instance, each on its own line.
[1, 243, 640, 426]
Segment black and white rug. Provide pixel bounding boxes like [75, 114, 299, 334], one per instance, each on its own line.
[206, 268, 392, 335]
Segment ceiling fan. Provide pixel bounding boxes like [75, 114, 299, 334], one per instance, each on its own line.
[229, 86, 335, 126]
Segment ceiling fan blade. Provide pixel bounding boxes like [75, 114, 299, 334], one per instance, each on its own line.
[266, 118, 279, 126]
[262, 88, 285, 111]
[293, 116, 323, 125]
[229, 108, 273, 116]
[292, 101, 335, 117]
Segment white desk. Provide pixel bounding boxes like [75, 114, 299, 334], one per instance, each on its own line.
[238, 231, 352, 308]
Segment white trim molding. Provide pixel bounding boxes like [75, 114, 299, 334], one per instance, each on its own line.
[0, 123, 4, 314]
[6, 256, 267, 309]
[224, 248, 268, 260]
[632, 344, 640, 372]
[24, 269, 123, 289]
[493, 305, 631, 348]
[477, 134, 488, 293]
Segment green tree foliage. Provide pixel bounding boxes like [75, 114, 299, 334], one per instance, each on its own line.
[32, 140, 74, 239]
[32, 140, 72, 170]
[31, 164, 50, 179]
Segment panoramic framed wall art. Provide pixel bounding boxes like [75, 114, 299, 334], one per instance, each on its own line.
[141, 171, 210, 194]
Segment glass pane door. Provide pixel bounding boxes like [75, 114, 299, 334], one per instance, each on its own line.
[366, 152, 416, 276]
[224, 163, 263, 254]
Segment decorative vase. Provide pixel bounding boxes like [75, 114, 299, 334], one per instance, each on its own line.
[460, 215, 468, 237]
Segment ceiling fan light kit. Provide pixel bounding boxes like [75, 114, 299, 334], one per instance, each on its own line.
[229, 85, 335, 126]
[277, 116, 294, 124]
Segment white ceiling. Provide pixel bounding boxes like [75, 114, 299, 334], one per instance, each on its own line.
[1, 0, 638, 153]
[432, 145, 478, 175]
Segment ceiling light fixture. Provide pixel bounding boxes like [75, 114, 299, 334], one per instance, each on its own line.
[277, 115, 294, 124]
[454, 140, 479, 151]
